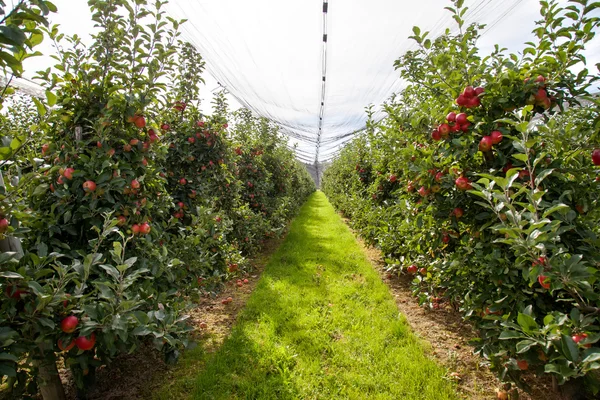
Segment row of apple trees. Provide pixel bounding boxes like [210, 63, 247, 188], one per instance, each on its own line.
[0, 0, 315, 399]
[322, 0, 600, 396]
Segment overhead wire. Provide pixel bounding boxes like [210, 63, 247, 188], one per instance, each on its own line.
[164, 0, 558, 164]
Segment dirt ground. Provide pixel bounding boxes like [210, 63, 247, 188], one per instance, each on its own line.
[59, 236, 285, 400]
[48, 220, 583, 400]
[353, 231, 580, 400]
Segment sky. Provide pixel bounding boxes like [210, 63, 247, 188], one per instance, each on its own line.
[20, 0, 600, 163]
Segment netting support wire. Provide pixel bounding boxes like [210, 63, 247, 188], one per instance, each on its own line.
[315, 0, 328, 187]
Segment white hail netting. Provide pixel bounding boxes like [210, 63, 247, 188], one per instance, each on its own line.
[165, 0, 548, 163]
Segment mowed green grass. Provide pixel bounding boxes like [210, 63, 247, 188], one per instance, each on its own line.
[155, 191, 458, 400]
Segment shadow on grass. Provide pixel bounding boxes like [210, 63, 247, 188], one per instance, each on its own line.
[155, 192, 458, 400]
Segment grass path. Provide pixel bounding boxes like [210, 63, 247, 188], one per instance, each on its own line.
[155, 191, 458, 400]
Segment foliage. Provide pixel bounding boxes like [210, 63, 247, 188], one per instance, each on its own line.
[322, 0, 600, 394]
[0, 0, 315, 398]
[155, 192, 458, 400]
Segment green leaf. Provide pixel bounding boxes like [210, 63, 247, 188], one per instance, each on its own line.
[0, 271, 23, 279]
[45, 90, 57, 107]
[535, 169, 554, 186]
[0, 363, 16, 377]
[583, 349, 600, 364]
[512, 154, 529, 163]
[0, 252, 17, 264]
[32, 97, 46, 116]
[560, 334, 580, 362]
[542, 203, 569, 218]
[517, 312, 538, 334]
[33, 183, 49, 196]
[499, 330, 525, 340]
[99, 264, 120, 281]
[516, 339, 537, 353]
[0, 353, 18, 362]
[0, 26, 27, 46]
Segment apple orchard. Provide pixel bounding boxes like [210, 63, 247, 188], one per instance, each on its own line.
[1, 0, 600, 399]
[322, 0, 600, 396]
[0, 1, 314, 398]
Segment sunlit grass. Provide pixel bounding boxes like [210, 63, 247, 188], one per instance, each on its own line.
[155, 191, 458, 400]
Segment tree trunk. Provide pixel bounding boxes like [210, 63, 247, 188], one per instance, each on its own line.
[38, 353, 66, 400]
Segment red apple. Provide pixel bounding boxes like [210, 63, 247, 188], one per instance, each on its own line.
[131, 224, 140, 235]
[418, 186, 430, 197]
[419, 267, 427, 276]
[117, 215, 127, 226]
[435, 172, 444, 182]
[139, 222, 151, 235]
[467, 97, 481, 108]
[474, 87, 485, 96]
[5, 285, 26, 299]
[532, 256, 548, 267]
[479, 136, 493, 152]
[173, 101, 186, 111]
[131, 179, 140, 189]
[455, 176, 472, 191]
[42, 143, 50, 155]
[534, 88, 547, 102]
[58, 339, 75, 352]
[61, 316, 79, 333]
[431, 129, 441, 141]
[133, 115, 146, 128]
[446, 112, 456, 122]
[123, 144, 132, 152]
[130, 139, 139, 146]
[438, 123, 450, 136]
[0, 218, 9, 233]
[82, 180, 96, 193]
[538, 275, 550, 289]
[592, 149, 600, 166]
[572, 333, 591, 348]
[149, 131, 159, 143]
[407, 264, 418, 274]
[456, 94, 467, 106]
[389, 174, 397, 183]
[453, 207, 464, 218]
[63, 168, 75, 180]
[463, 86, 475, 98]
[161, 123, 170, 131]
[75, 333, 96, 351]
[243, 279, 249, 284]
[455, 113, 468, 125]
[490, 131, 503, 145]
[179, 178, 187, 185]
[517, 359, 529, 371]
